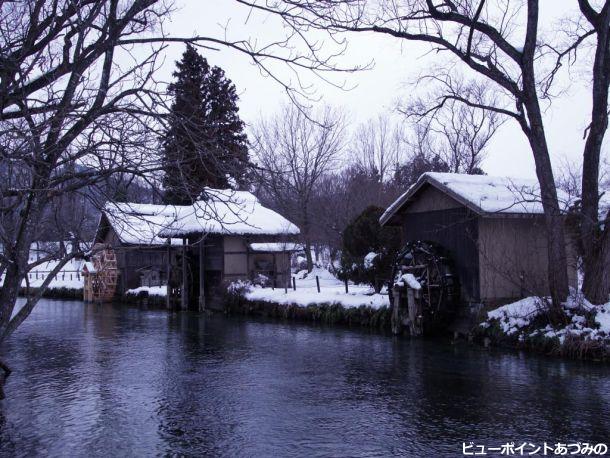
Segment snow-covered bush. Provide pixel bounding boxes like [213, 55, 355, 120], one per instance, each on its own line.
[293, 255, 308, 271]
[226, 280, 253, 297]
[363, 252, 378, 270]
[252, 273, 270, 287]
[294, 269, 308, 280]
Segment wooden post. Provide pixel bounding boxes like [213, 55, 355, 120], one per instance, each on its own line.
[272, 253, 277, 289]
[181, 238, 188, 310]
[316, 275, 320, 293]
[292, 276, 296, 291]
[165, 238, 171, 310]
[344, 277, 348, 294]
[199, 238, 206, 312]
[246, 241, 250, 281]
[407, 287, 422, 337]
[391, 285, 402, 335]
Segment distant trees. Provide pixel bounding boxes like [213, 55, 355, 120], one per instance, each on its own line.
[351, 114, 404, 185]
[252, 105, 346, 271]
[253, 99, 496, 272]
[162, 45, 249, 204]
[404, 82, 503, 176]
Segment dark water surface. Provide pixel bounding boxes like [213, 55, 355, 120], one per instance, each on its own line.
[0, 300, 608, 457]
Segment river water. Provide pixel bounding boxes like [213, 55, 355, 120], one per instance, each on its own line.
[0, 300, 608, 457]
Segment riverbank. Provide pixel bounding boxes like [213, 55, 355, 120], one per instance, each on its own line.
[225, 277, 610, 362]
[17, 286, 83, 300]
[476, 293, 610, 361]
[224, 293, 392, 329]
[223, 271, 392, 330]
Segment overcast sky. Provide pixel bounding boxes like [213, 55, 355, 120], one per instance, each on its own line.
[156, 1, 609, 180]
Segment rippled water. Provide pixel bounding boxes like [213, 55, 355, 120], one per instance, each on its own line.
[0, 300, 608, 457]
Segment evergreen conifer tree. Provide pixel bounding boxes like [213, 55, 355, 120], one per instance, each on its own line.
[162, 45, 249, 204]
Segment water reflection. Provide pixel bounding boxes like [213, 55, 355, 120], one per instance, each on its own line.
[0, 300, 608, 457]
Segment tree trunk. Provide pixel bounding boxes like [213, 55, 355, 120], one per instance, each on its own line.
[522, 103, 570, 309]
[0, 359, 12, 400]
[582, 225, 610, 304]
[301, 204, 314, 272]
[518, 1, 569, 311]
[581, 18, 610, 304]
[304, 238, 314, 272]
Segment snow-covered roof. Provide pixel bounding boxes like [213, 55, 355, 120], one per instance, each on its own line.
[158, 189, 300, 238]
[102, 202, 184, 245]
[380, 172, 573, 225]
[249, 242, 302, 252]
[102, 189, 300, 245]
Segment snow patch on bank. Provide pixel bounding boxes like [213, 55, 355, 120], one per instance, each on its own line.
[244, 286, 389, 309]
[125, 285, 167, 297]
[486, 297, 544, 335]
[482, 292, 610, 345]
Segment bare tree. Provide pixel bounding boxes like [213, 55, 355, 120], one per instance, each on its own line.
[252, 104, 346, 271]
[311, 164, 389, 260]
[552, 1, 610, 304]
[240, 0, 587, 311]
[404, 80, 504, 174]
[351, 114, 405, 183]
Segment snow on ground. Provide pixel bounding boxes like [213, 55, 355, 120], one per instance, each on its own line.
[483, 292, 610, 344]
[0, 258, 85, 290]
[240, 268, 390, 309]
[125, 285, 167, 297]
[294, 267, 345, 287]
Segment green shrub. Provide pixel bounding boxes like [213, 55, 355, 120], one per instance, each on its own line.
[339, 206, 401, 292]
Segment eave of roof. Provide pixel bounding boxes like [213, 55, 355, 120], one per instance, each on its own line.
[380, 173, 563, 226]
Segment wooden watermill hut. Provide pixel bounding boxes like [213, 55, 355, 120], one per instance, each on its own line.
[381, 172, 578, 308]
[89, 189, 300, 309]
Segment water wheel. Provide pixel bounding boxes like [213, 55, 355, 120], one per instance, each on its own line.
[389, 241, 459, 335]
[90, 244, 119, 302]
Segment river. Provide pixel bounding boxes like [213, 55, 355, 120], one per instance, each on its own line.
[0, 299, 608, 457]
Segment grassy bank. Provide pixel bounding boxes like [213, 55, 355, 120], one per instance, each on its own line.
[121, 292, 167, 308]
[18, 286, 82, 300]
[223, 291, 392, 330]
[474, 320, 610, 361]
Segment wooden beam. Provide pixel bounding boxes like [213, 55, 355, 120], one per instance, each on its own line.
[245, 239, 250, 281]
[199, 237, 206, 312]
[181, 237, 188, 310]
[165, 238, 171, 310]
